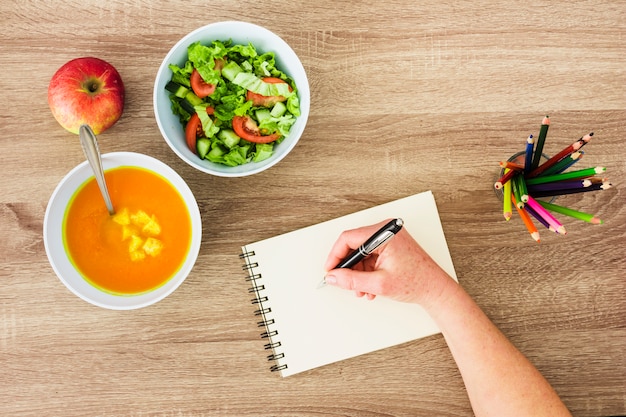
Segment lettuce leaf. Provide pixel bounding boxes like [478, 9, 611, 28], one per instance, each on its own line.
[187, 41, 226, 84]
[231, 73, 293, 97]
[194, 105, 219, 138]
[252, 143, 274, 162]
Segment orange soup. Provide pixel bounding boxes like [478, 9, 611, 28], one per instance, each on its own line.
[63, 166, 192, 295]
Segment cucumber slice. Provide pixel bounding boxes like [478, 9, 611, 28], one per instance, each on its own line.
[178, 98, 195, 115]
[218, 129, 241, 149]
[208, 144, 227, 159]
[255, 109, 272, 124]
[270, 101, 287, 117]
[196, 138, 211, 159]
[165, 81, 189, 98]
[221, 61, 243, 82]
[185, 91, 203, 106]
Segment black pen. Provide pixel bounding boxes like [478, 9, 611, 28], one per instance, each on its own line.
[317, 218, 404, 288]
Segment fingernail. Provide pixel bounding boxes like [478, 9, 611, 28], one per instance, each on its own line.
[325, 274, 337, 285]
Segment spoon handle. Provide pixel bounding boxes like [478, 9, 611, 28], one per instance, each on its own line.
[79, 124, 115, 215]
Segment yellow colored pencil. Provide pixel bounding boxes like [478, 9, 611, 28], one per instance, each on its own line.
[503, 169, 512, 221]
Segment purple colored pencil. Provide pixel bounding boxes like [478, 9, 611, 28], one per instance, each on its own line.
[526, 196, 566, 234]
[527, 179, 593, 193]
[529, 181, 611, 198]
[523, 204, 554, 232]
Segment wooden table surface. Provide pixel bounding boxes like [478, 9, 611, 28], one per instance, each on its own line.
[1, 1, 624, 416]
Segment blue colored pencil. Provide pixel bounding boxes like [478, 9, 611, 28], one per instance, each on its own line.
[524, 134, 534, 174]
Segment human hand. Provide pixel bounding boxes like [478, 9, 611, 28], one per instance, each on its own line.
[323, 219, 455, 307]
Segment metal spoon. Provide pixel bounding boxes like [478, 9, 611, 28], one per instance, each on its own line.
[79, 124, 115, 215]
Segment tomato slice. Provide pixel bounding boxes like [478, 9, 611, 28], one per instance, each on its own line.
[246, 77, 292, 107]
[184, 107, 215, 154]
[190, 69, 216, 99]
[232, 116, 281, 144]
[189, 59, 226, 99]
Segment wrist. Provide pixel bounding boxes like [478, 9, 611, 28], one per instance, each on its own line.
[418, 270, 461, 314]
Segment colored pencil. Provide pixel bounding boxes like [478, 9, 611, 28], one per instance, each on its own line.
[512, 195, 540, 242]
[527, 178, 593, 193]
[537, 200, 602, 224]
[526, 196, 567, 234]
[528, 132, 593, 178]
[499, 161, 524, 171]
[503, 169, 512, 221]
[494, 168, 517, 189]
[524, 134, 534, 174]
[524, 203, 556, 233]
[531, 115, 550, 170]
[589, 176, 609, 184]
[512, 174, 524, 208]
[555, 150, 584, 174]
[529, 181, 611, 198]
[516, 174, 529, 202]
[525, 166, 606, 185]
[538, 151, 583, 177]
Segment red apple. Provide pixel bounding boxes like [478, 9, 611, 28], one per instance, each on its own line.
[48, 57, 125, 135]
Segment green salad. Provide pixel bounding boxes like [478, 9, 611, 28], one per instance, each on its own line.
[166, 40, 300, 167]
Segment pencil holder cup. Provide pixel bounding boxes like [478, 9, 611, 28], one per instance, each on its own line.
[494, 151, 554, 202]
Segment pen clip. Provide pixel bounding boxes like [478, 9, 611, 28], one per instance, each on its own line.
[361, 230, 395, 254]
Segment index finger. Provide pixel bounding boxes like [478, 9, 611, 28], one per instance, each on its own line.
[323, 219, 394, 271]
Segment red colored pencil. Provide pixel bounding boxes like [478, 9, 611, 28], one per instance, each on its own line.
[494, 169, 517, 190]
[527, 132, 593, 178]
[499, 161, 524, 171]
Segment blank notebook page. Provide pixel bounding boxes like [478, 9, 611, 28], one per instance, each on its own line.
[241, 190, 457, 377]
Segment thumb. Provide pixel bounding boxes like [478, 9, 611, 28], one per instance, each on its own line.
[325, 268, 383, 296]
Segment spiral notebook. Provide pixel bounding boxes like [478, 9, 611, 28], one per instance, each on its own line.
[240, 190, 457, 377]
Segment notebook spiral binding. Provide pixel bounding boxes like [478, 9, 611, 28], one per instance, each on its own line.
[239, 250, 288, 373]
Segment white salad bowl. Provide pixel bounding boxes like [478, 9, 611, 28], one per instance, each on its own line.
[43, 152, 202, 310]
[153, 21, 310, 177]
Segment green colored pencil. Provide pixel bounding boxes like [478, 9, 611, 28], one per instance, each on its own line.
[516, 174, 529, 202]
[536, 200, 602, 224]
[511, 175, 524, 208]
[539, 151, 583, 176]
[531, 115, 550, 170]
[525, 166, 606, 185]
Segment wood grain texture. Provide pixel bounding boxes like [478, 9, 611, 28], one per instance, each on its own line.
[1, 1, 625, 416]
